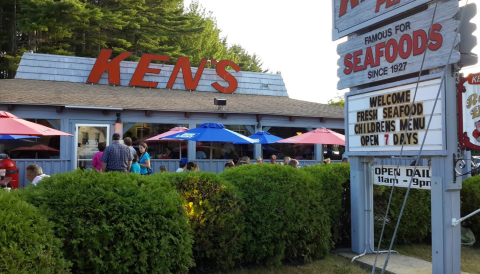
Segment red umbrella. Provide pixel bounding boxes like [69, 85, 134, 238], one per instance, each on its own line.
[11, 144, 60, 152]
[145, 127, 188, 158]
[0, 111, 73, 136]
[276, 128, 345, 145]
[145, 127, 189, 142]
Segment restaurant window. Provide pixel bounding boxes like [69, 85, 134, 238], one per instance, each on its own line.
[124, 123, 188, 159]
[1, 119, 61, 159]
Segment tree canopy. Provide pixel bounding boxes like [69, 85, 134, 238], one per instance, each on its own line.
[0, 0, 267, 78]
[328, 95, 345, 107]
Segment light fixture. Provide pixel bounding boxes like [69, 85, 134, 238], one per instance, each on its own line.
[114, 113, 123, 136]
[214, 98, 226, 111]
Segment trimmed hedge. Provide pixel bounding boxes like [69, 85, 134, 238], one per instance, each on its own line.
[0, 190, 71, 274]
[220, 164, 332, 266]
[461, 175, 480, 240]
[373, 185, 431, 245]
[17, 170, 194, 274]
[155, 172, 245, 272]
[302, 163, 350, 245]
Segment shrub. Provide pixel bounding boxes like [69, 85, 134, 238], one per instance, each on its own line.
[220, 164, 332, 266]
[302, 163, 350, 246]
[461, 175, 480, 240]
[0, 190, 71, 274]
[373, 185, 431, 245]
[156, 172, 245, 272]
[17, 170, 193, 274]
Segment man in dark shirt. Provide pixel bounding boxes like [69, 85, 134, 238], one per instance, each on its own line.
[101, 133, 133, 172]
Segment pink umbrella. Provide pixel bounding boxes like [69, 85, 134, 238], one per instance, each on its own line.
[276, 128, 345, 145]
[145, 127, 188, 158]
[11, 144, 60, 152]
[0, 111, 73, 136]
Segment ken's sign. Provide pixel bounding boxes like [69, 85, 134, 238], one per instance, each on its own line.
[347, 78, 444, 154]
[332, 0, 431, 40]
[372, 165, 431, 189]
[337, 0, 459, 90]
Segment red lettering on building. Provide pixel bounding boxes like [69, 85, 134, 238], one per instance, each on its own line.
[211, 60, 241, 94]
[129, 54, 170, 88]
[167, 57, 207, 90]
[87, 49, 132, 85]
[88, 49, 241, 93]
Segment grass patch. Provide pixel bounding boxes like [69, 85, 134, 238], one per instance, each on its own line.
[394, 244, 480, 273]
[221, 254, 371, 274]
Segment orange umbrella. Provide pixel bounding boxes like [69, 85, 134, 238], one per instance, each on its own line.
[0, 111, 73, 136]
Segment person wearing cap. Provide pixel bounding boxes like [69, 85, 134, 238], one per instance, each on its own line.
[255, 157, 263, 164]
[177, 158, 188, 172]
[101, 133, 133, 173]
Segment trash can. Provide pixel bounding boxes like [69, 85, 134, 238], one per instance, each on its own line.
[0, 159, 19, 189]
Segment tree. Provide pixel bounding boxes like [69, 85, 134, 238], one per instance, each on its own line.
[328, 95, 345, 107]
[227, 44, 267, 73]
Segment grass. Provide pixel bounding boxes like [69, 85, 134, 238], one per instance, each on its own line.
[220, 254, 372, 274]
[394, 244, 480, 273]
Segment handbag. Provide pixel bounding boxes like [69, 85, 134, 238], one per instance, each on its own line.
[140, 153, 153, 175]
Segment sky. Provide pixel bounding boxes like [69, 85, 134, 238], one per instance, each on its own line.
[184, 0, 480, 104]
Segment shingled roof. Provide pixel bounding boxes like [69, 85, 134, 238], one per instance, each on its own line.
[0, 79, 344, 119]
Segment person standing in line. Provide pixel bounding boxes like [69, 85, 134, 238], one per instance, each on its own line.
[101, 133, 133, 173]
[283, 156, 291, 165]
[124, 137, 137, 157]
[138, 142, 151, 175]
[288, 159, 299, 168]
[26, 164, 50, 185]
[177, 158, 188, 172]
[130, 155, 141, 174]
[270, 155, 277, 164]
[91, 142, 106, 171]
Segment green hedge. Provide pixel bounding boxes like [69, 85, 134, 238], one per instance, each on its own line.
[220, 164, 332, 266]
[0, 190, 71, 274]
[156, 172, 245, 272]
[461, 175, 480, 240]
[17, 170, 194, 274]
[373, 185, 431, 245]
[302, 163, 350, 245]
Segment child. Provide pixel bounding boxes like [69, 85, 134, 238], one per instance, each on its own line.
[160, 165, 167, 172]
[130, 154, 141, 174]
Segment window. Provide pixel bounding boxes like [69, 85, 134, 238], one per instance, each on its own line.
[2, 119, 61, 159]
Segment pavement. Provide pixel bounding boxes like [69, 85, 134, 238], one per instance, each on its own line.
[336, 249, 470, 274]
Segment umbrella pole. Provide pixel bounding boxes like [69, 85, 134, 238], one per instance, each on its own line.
[179, 142, 182, 159]
[210, 142, 213, 172]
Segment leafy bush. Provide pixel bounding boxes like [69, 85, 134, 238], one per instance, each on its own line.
[461, 175, 480, 240]
[302, 163, 350, 246]
[17, 170, 193, 274]
[156, 172, 245, 272]
[220, 164, 332, 266]
[373, 185, 431, 245]
[0, 190, 71, 274]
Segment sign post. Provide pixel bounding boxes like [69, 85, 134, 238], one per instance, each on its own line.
[333, 0, 472, 272]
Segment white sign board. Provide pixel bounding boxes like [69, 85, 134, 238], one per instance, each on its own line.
[372, 165, 431, 189]
[332, 0, 431, 40]
[337, 0, 459, 90]
[347, 78, 443, 154]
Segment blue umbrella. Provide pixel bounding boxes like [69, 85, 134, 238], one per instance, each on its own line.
[163, 123, 255, 171]
[235, 131, 283, 144]
[0, 135, 39, 140]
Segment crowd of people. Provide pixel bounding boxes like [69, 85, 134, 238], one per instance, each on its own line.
[24, 133, 349, 185]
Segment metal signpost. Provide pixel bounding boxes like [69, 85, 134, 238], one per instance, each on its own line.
[334, 0, 477, 273]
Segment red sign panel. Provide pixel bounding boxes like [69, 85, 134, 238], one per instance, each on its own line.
[458, 73, 480, 150]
